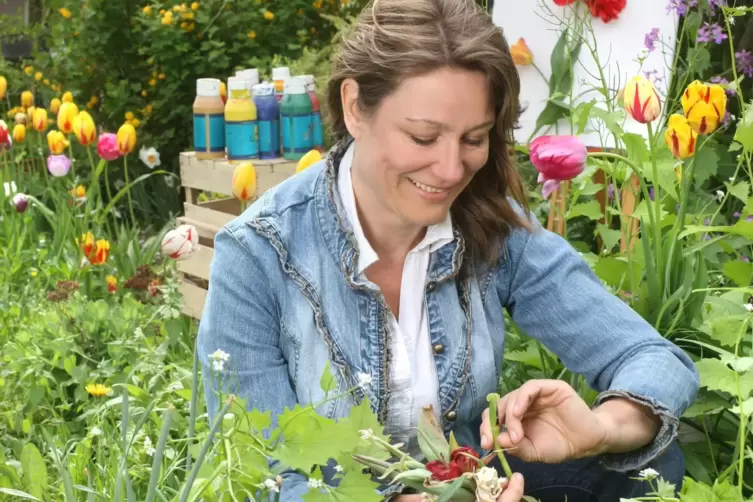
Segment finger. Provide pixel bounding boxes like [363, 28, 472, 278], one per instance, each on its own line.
[498, 473, 525, 502]
[480, 408, 492, 449]
[504, 392, 521, 445]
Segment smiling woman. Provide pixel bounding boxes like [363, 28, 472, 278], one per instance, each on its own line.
[196, 0, 699, 501]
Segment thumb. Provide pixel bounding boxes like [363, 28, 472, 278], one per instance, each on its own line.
[497, 434, 537, 463]
[498, 473, 524, 502]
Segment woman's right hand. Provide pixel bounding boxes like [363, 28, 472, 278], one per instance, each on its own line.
[393, 473, 525, 501]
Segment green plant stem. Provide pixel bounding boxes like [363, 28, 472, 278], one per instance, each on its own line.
[67, 137, 77, 181]
[486, 393, 513, 479]
[123, 154, 136, 224]
[145, 405, 174, 502]
[185, 344, 200, 473]
[38, 131, 48, 183]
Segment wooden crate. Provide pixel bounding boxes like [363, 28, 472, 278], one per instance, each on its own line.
[176, 152, 298, 320]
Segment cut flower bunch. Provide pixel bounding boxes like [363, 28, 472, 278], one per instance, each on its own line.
[354, 394, 537, 502]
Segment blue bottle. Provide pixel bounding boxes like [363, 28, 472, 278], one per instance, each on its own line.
[253, 83, 281, 160]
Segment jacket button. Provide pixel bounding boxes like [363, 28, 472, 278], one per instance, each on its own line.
[426, 281, 436, 292]
[446, 411, 457, 421]
[433, 344, 444, 354]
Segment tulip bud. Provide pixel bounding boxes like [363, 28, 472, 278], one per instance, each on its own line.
[14, 112, 26, 126]
[62, 91, 73, 103]
[220, 81, 227, 104]
[26, 106, 35, 123]
[0, 120, 9, 150]
[510, 38, 533, 66]
[664, 114, 697, 160]
[21, 90, 33, 108]
[232, 162, 257, 201]
[57, 102, 79, 134]
[50, 98, 61, 115]
[90, 239, 110, 265]
[530, 135, 587, 199]
[161, 224, 199, 260]
[12, 193, 28, 213]
[97, 133, 120, 161]
[12, 124, 25, 143]
[0, 76, 6, 99]
[681, 80, 727, 135]
[623, 75, 661, 124]
[296, 149, 322, 174]
[47, 130, 69, 154]
[116, 123, 137, 154]
[73, 111, 97, 145]
[32, 108, 48, 132]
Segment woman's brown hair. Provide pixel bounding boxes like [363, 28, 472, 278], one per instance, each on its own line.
[326, 0, 532, 266]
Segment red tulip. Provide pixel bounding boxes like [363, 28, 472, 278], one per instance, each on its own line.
[449, 447, 480, 474]
[426, 460, 463, 481]
[97, 132, 121, 161]
[529, 135, 587, 199]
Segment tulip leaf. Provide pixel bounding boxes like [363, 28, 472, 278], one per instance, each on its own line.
[567, 200, 603, 221]
[436, 477, 466, 502]
[417, 406, 450, 462]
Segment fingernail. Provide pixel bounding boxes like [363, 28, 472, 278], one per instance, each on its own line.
[509, 429, 518, 441]
[513, 473, 523, 482]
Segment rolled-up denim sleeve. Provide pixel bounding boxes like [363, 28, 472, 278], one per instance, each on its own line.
[497, 220, 699, 471]
[197, 224, 309, 501]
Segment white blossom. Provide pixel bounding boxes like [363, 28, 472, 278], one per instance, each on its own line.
[639, 467, 659, 480]
[263, 478, 279, 493]
[210, 349, 230, 372]
[307, 478, 324, 489]
[143, 436, 156, 456]
[357, 372, 372, 388]
[716, 190, 725, 202]
[139, 146, 161, 169]
[359, 428, 374, 440]
[334, 465, 343, 473]
[744, 303, 753, 312]
[474, 467, 505, 502]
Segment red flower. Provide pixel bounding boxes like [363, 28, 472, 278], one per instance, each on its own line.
[450, 447, 480, 474]
[585, 0, 626, 22]
[426, 460, 463, 481]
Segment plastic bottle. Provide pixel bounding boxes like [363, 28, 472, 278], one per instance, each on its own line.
[253, 83, 281, 160]
[193, 78, 226, 160]
[236, 69, 260, 90]
[303, 75, 324, 151]
[280, 76, 313, 161]
[272, 67, 290, 103]
[225, 76, 259, 163]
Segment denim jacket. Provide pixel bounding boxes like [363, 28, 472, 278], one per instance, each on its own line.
[197, 140, 700, 501]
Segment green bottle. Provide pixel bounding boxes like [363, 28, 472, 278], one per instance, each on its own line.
[280, 76, 313, 161]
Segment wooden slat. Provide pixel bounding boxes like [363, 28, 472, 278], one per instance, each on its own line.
[179, 152, 298, 197]
[177, 216, 222, 241]
[178, 244, 213, 281]
[180, 281, 207, 320]
[182, 200, 239, 238]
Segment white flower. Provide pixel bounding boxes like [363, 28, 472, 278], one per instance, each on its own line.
[359, 428, 374, 440]
[139, 146, 161, 169]
[144, 436, 156, 456]
[307, 478, 324, 489]
[357, 372, 372, 388]
[224, 413, 235, 421]
[3, 181, 17, 197]
[161, 224, 199, 261]
[263, 478, 279, 493]
[716, 190, 725, 202]
[745, 303, 753, 312]
[334, 465, 343, 473]
[89, 426, 103, 437]
[211, 349, 230, 372]
[474, 467, 504, 502]
[638, 467, 659, 480]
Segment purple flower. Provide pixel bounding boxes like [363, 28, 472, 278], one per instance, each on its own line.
[697, 23, 728, 44]
[711, 76, 736, 96]
[644, 28, 660, 52]
[644, 69, 663, 84]
[666, 0, 697, 16]
[736, 50, 753, 78]
[709, 0, 726, 12]
[12, 193, 28, 213]
[649, 187, 655, 200]
[607, 183, 615, 201]
[47, 154, 71, 177]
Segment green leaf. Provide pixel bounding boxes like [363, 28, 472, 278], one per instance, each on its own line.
[436, 477, 466, 502]
[590, 107, 625, 137]
[700, 315, 749, 347]
[567, 200, 603, 221]
[727, 180, 750, 203]
[247, 409, 272, 435]
[693, 147, 719, 189]
[303, 469, 382, 502]
[319, 361, 337, 394]
[723, 260, 753, 287]
[695, 358, 753, 398]
[687, 46, 712, 74]
[734, 102, 753, 153]
[0, 488, 40, 501]
[20, 443, 47, 500]
[417, 406, 451, 462]
[338, 400, 391, 462]
[682, 393, 729, 418]
[731, 219, 753, 239]
[684, 11, 702, 38]
[592, 257, 629, 289]
[621, 133, 650, 163]
[596, 224, 622, 252]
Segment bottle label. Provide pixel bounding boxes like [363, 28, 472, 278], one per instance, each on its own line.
[312, 111, 323, 148]
[226, 120, 259, 161]
[281, 112, 313, 154]
[193, 113, 225, 152]
[258, 119, 280, 159]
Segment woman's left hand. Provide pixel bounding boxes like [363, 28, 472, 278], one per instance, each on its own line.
[479, 379, 609, 464]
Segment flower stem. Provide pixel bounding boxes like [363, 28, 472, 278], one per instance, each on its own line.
[646, 121, 664, 295]
[123, 154, 137, 224]
[486, 393, 513, 479]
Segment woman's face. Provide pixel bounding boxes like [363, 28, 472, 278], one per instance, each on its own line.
[343, 66, 495, 230]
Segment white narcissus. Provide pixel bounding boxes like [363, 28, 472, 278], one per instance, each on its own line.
[139, 146, 161, 169]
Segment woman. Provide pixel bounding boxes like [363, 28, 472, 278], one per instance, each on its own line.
[197, 0, 700, 500]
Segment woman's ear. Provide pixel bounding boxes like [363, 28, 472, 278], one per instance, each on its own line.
[341, 78, 364, 140]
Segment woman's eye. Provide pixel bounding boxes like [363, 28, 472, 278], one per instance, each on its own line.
[410, 135, 437, 146]
[464, 138, 485, 147]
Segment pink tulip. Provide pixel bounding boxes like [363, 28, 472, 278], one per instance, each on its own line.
[161, 224, 199, 260]
[12, 193, 28, 213]
[47, 154, 71, 177]
[97, 133, 121, 161]
[529, 135, 587, 199]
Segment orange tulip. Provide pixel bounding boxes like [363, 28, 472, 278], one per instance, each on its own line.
[47, 130, 69, 154]
[90, 239, 110, 265]
[510, 38, 533, 66]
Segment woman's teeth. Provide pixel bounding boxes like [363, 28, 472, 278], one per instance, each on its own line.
[411, 179, 447, 193]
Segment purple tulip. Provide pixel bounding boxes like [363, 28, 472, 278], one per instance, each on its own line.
[12, 193, 28, 213]
[47, 154, 71, 177]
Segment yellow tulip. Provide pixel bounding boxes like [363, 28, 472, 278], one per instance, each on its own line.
[664, 114, 697, 160]
[57, 102, 79, 134]
[32, 108, 48, 132]
[26, 106, 35, 123]
[510, 38, 533, 66]
[0, 76, 6, 99]
[296, 149, 322, 174]
[681, 80, 727, 135]
[116, 123, 137, 154]
[62, 91, 74, 103]
[72, 111, 97, 145]
[232, 162, 257, 201]
[47, 130, 69, 154]
[12, 124, 25, 143]
[50, 98, 61, 115]
[623, 75, 661, 124]
[21, 90, 33, 108]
